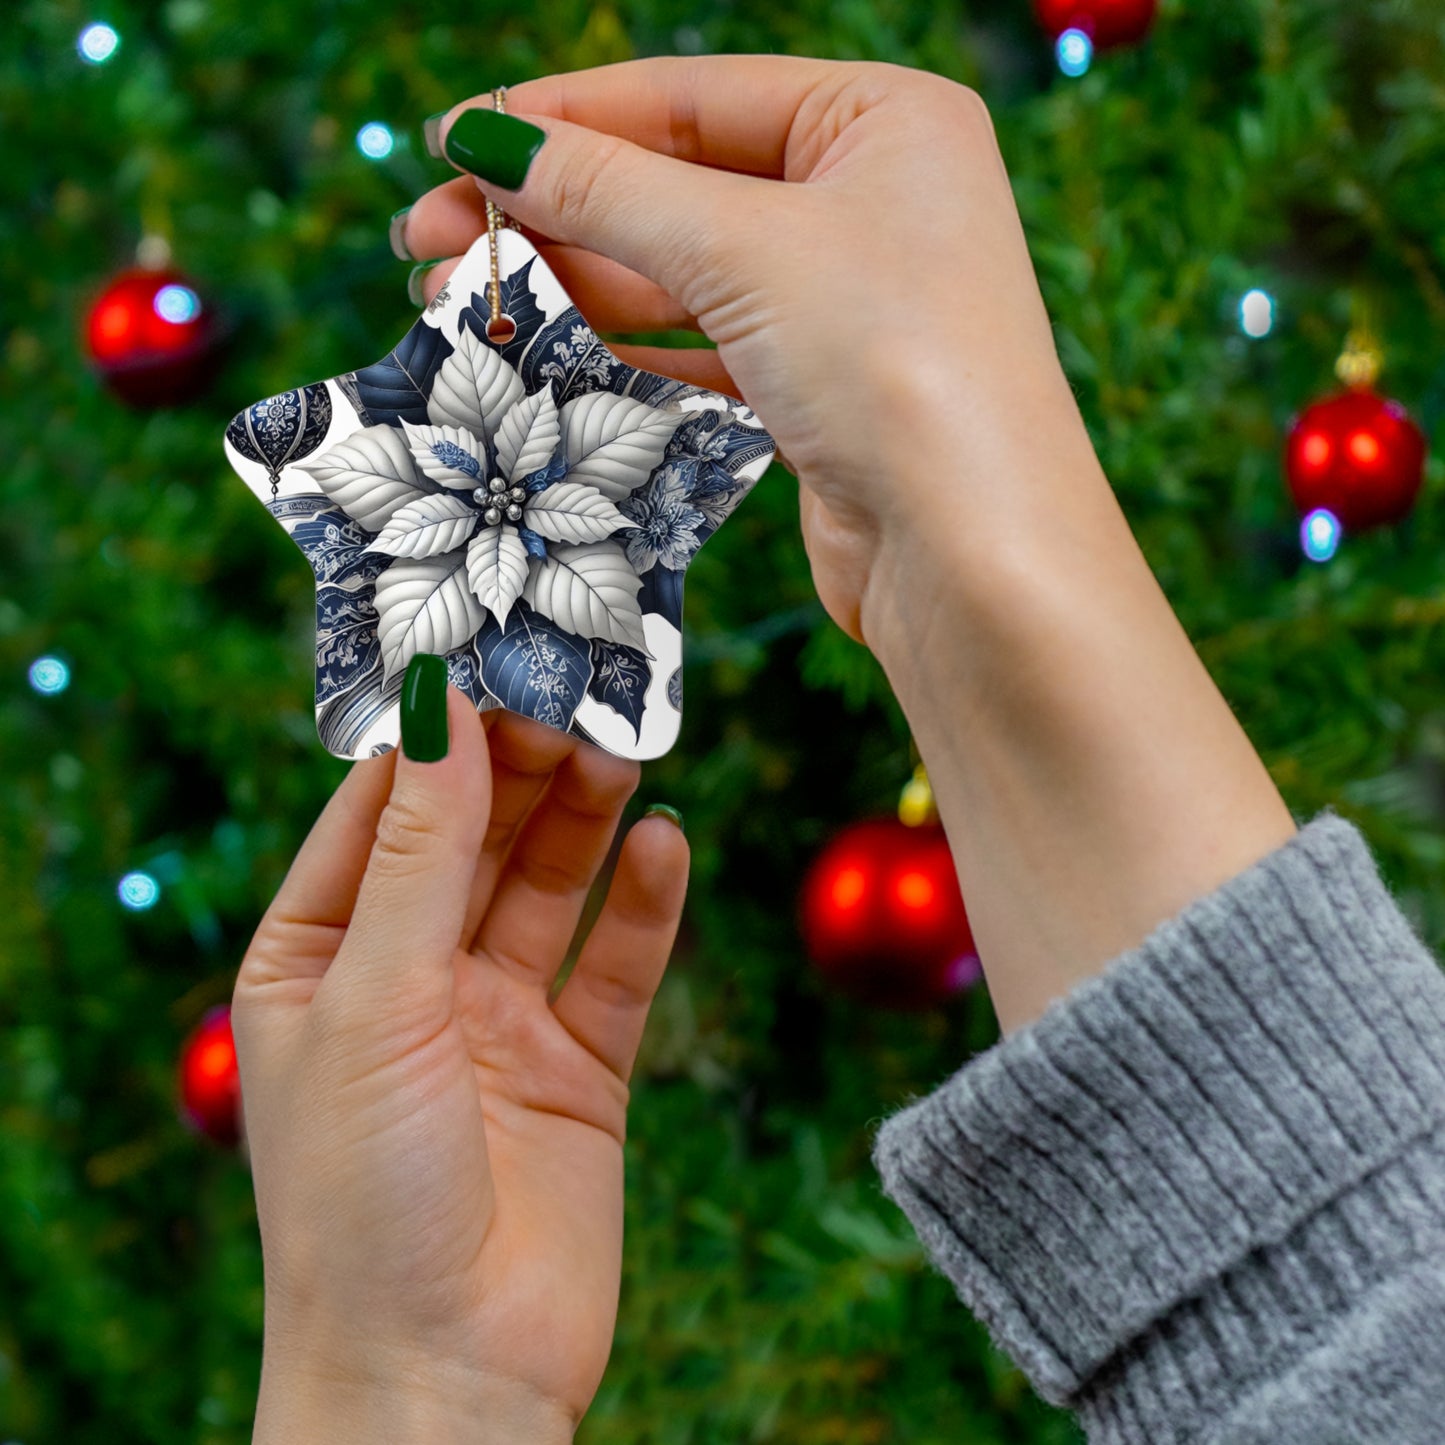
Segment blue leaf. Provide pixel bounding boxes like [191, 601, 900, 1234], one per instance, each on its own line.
[476, 603, 593, 731]
[637, 564, 685, 628]
[587, 640, 652, 741]
[429, 439, 481, 478]
[516, 526, 550, 560]
[521, 441, 569, 493]
[458, 259, 547, 369]
[351, 320, 454, 426]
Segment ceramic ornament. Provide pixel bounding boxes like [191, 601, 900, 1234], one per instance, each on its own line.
[223, 228, 774, 761]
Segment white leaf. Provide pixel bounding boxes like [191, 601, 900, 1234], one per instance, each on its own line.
[427, 326, 524, 440]
[494, 385, 561, 483]
[523, 482, 630, 545]
[373, 556, 488, 683]
[558, 393, 685, 501]
[400, 421, 487, 490]
[367, 493, 479, 560]
[522, 540, 650, 654]
[465, 525, 531, 631]
[292, 424, 432, 531]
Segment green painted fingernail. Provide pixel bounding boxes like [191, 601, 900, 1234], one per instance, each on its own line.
[388, 206, 413, 262]
[423, 112, 447, 159]
[401, 654, 449, 762]
[645, 803, 684, 834]
[443, 107, 546, 191]
[407, 259, 444, 307]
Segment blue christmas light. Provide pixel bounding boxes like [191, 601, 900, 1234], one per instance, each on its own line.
[153, 284, 201, 324]
[28, 657, 70, 695]
[356, 122, 395, 160]
[1301, 508, 1342, 563]
[118, 871, 161, 911]
[1057, 28, 1093, 77]
[1239, 288, 1275, 339]
[78, 22, 120, 64]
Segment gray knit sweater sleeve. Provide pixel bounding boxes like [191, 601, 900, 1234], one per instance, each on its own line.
[870, 812, 1445, 1443]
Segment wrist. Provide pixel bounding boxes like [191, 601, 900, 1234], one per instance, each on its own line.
[856, 363, 1119, 684]
[254, 1345, 575, 1445]
[853, 393, 1294, 1033]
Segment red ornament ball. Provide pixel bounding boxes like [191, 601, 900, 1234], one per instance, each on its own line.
[85, 267, 218, 407]
[799, 817, 980, 1010]
[178, 1005, 242, 1148]
[1285, 389, 1428, 533]
[1034, 0, 1157, 48]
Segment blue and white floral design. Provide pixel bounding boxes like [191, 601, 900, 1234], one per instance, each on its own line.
[223, 231, 775, 760]
[293, 330, 685, 680]
[620, 462, 706, 573]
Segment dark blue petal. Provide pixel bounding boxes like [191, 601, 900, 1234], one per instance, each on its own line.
[429, 439, 481, 478]
[351, 320, 454, 426]
[516, 526, 550, 560]
[457, 260, 547, 369]
[587, 640, 651, 741]
[637, 564, 684, 628]
[476, 604, 593, 731]
[521, 442, 569, 493]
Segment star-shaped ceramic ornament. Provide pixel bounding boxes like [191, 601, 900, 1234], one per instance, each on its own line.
[222, 228, 775, 761]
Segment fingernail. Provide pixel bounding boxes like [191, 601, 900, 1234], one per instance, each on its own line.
[644, 803, 684, 834]
[401, 654, 449, 762]
[443, 107, 546, 191]
[423, 112, 447, 159]
[407, 260, 444, 308]
[388, 206, 413, 262]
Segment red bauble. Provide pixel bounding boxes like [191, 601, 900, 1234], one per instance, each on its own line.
[178, 1005, 242, 1147]
[1034, 0, 1157, 48]
[799, 818, 980, 1010]
[1285, 388, 1428, 532]
[85, 267, 218, 407]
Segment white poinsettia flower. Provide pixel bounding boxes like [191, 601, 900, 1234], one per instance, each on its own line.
[292, 328, 686, 682]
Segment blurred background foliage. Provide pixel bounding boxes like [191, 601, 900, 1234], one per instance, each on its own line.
[3, 0, 1444, 1440]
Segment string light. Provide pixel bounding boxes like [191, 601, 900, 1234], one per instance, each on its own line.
[118, 871, 161, 911]
[356, 122, 395, 160]
[1239, 289, 1275, 338]
[153, 284, 202, 324]
[28, 657, 70, 695]
[1301, 508, 1342, 563]
[1057, 28, 1094, 76]
[77, 22, 120, 64]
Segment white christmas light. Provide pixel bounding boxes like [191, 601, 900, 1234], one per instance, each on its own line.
[1057, 29, 1093, 77]
[118, 871, 161, 911]
[78, 22, 120, 64]
[28, 657, 70, 695]
[1301, 508, 1342, 563]
[154, 284, 201, 324]
[356, 122, 395, 160]
[1240, 289, 1275, 339]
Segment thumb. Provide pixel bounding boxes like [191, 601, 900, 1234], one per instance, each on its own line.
[437, 104, 767, 323]
[326, 656, 492, 1021]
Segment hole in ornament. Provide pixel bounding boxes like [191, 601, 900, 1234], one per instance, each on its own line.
[487, 314, 518, 344]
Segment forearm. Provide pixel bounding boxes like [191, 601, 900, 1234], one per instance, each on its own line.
[860, 385, 1296, 1034]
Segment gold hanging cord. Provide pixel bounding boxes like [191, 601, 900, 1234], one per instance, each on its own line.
[484, 88, 518, 344]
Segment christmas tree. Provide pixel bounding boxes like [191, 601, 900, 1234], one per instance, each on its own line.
[2, 1, 1442, 1441]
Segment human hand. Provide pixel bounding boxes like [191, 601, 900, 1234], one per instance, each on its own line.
[399, 56, 1098, 647]
[232, 671, 688, 1443]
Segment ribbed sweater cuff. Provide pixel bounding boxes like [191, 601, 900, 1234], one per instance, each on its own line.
[870, 812, 1445, 1422]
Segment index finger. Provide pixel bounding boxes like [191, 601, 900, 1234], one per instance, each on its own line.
[501, 54, 845, 179]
